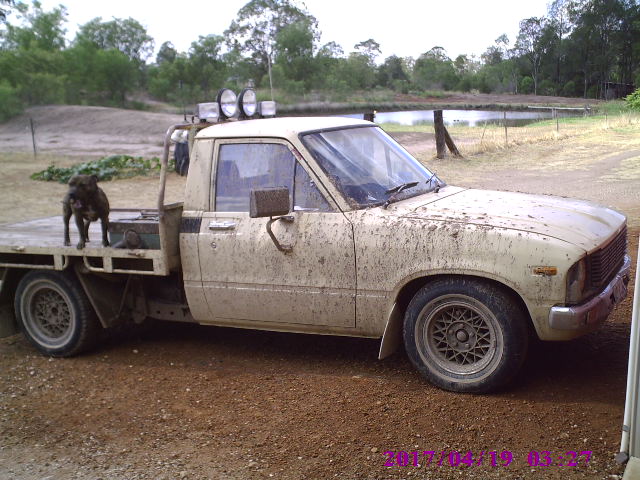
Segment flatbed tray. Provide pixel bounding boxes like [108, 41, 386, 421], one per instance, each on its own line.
[0, 209, 174, 275]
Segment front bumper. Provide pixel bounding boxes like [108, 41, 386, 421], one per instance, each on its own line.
[549, 255, 631, 330]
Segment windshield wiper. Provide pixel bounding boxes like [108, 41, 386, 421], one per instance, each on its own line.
[382, 181, 420, 209]
[426, 172, 441, 193]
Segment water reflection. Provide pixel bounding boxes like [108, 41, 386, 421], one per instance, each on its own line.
[346, 109, 586, 127]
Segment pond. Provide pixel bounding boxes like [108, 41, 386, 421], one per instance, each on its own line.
[347, 109, 588, 127]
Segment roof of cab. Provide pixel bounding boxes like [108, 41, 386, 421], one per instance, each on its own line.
[196, 116, 372, 140]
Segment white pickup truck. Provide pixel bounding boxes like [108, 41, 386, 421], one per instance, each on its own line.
[0, 91, 630, 392]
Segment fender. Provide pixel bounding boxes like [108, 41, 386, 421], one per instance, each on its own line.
[377, 272, 534, 360]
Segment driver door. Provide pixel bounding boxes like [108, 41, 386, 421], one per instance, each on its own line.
[196, 139, 356, 328]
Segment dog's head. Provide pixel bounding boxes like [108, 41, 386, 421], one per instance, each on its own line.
[67, 174, 99, 208]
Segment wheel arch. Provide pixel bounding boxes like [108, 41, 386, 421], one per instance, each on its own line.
[378, 273, 534, 360]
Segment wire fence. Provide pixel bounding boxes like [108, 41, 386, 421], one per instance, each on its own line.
[443, 110, 640, 157]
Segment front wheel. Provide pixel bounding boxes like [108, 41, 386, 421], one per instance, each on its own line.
[403, 278, 529, 393]
[14, 270, 100, 357]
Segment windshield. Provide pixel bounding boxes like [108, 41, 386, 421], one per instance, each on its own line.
[301, 126, 444, 209]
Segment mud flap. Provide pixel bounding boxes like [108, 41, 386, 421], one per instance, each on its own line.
[378, 302, 402, 359]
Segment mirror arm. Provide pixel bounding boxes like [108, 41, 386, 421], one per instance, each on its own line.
[266, 216, 294, 253]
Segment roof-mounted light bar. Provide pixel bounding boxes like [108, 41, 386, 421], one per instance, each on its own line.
[238, 88, 258, 119]
[196, 88, 277, 123]
[259, 101, 277, 117]
[217, 88, 238, 119]
[196, 102, 220, 123]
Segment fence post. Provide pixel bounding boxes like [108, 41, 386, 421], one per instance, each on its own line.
[503, 112, 508, 147]
[444, 128, 461, 157]
[29, 118, 37, 160]
[434, 110, 447, 159]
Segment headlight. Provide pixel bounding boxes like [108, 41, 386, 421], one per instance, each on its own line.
[217, 88, 237, 119]
[238, 88, 257, 118]
[566, 258, 587, 304]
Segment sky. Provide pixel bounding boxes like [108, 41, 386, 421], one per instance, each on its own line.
[32, 0, 551, 62]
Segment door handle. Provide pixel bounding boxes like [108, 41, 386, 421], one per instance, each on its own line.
[208, 221, 236, 231]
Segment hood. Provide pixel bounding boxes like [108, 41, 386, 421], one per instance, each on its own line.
[400, 187, 626, 252]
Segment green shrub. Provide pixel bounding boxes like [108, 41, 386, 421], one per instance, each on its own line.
[561, 80, 577, 97]
[520, 76, 534, 94]
[538, 79, 556, 96]
[625, 88, 640, 110]
[0, 81, 24, 122]
[21, 73, 66, 105]
[392, 79, 410, 94]
[31, 154, 173, 183]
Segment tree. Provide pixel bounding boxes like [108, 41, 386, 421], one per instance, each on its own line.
[482, 34, 510, 66]
[186, 34, 226, 100]
[317, 41, 343, 59]
[1, 0, 14, 23]
[0, 80, 22, 120]
[413, 47, 458, 91]
[547, 0, 574, 86]
[354, 38, 381, 66]
[312, 41, 344, 91]
[0, 1, 66, 110]
[565, 0, 637, 97]
[156, 41, 177, 65]
[225, 0, 319, 87]
[93, 48, 135, 104]
[377, 55, 408, 89]
[515, 17, 552, 94]
[333, 52, 376, 90]
[1, 0, 67, 51]
[274, 18, 315, 87]
[148, 53, 193, 103]
[75, 17, 154, 64]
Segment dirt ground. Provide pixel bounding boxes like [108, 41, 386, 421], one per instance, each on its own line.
[0, 105, 639, 480]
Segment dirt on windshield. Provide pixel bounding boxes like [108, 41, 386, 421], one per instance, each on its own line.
[0, 104, 638, 480]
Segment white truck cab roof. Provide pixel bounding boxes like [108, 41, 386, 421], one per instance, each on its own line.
[196, 116, 372, 140]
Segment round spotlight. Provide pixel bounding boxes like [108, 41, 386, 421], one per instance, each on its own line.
[216, 88, 237, 118]
[238, 88, 257, 118]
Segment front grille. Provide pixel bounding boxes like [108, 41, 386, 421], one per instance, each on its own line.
[587, 226, 627, 289]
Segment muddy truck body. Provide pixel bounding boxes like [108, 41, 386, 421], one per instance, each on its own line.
[0, 114, 630, 393]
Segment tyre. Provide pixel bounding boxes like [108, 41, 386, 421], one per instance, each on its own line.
[14, 270, 100, 357]
[403, 278, 529, 393]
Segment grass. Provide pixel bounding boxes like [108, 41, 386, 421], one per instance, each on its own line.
[381, 108, 640, 158]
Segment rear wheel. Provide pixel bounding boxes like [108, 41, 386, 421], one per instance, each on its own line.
[14, 270, 100, 356]
[403, 278, 529, 393]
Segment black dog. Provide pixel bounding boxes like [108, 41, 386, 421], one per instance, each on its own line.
[63, 174, 110, 249]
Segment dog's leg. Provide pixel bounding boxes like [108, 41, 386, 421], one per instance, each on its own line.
[101, 216, 110, 247]
[75, 214, 86, 249]
[63, 204, 72, 246]
[84, 219, 91, 242]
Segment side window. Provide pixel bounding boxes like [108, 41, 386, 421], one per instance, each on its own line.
[215, 143, 295, 212]
[294, 163, 332, 212]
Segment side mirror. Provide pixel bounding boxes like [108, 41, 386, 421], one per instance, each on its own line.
[249, 187, 294, 253]
[250, 187, 291, 218]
